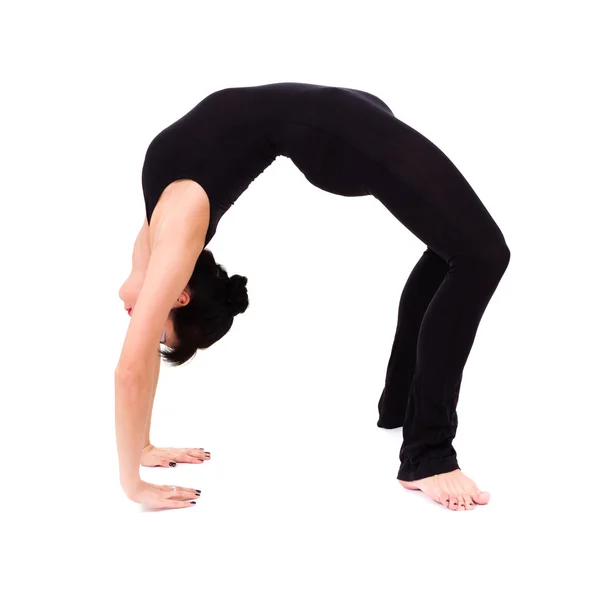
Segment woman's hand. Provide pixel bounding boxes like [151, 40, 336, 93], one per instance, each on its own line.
[124, 480, 202, 509]
[141, 443, 211, 467]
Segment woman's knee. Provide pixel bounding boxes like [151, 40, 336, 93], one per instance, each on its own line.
[459, 237, 511, 276]
[485, 240, 510, 273]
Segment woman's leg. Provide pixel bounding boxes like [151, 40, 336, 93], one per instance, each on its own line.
[377, 248, 449, 429]
[364, 149, 510, 484]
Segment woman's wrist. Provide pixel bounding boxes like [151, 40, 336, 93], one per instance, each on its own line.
[120, 474, 142, 497]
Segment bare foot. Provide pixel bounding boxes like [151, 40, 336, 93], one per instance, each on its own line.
[141, 444, 211, 467]
[399, 469, 490, 510]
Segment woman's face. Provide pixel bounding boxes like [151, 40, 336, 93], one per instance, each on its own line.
[118, 273, 174, 347]
[118, 272, 143, 314]
[118, 272, 190, 348]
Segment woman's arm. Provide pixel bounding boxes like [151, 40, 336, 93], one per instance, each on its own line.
[131, 218, 152, 274]
[115, 180, 209, 504]
[117, 219, 156, 469]
[115, 361, 155, 488]
[133, 216, 160, 447]
[142, 348, 160, 449]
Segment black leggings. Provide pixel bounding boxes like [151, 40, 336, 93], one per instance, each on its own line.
[281, 85, 510, 481]
[357, 118, 511, 482]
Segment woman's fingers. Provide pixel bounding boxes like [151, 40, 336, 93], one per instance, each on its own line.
[174, 449, 203, 463]
[163, 499, 196, 509]
[187, 448, 211, 462]
[171, 448, 211, 463]
[141, 456, 177, 468]
[141, 446, 211, 467]
[162, 485, 201, 501]
[128, 480, 201, 509]
[149, 483, 201, 496]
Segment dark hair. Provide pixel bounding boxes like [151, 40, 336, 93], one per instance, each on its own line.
[159, 248, 249, 366]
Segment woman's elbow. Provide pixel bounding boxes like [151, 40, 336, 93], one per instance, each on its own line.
[115, 364, 144, 384]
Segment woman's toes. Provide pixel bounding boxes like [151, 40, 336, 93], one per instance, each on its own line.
[456, 496, 466, 511]
[436, 491, 450, 506]
[472, 489, 491, 505]
[464, 495, 476, 510]
[448, 496, 459, 511]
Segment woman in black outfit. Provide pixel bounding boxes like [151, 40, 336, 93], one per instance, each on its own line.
[116, 82, 509, 511]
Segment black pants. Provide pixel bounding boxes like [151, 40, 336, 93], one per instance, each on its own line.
[361, 140, 510, 482]
[280, 85, 511, 481]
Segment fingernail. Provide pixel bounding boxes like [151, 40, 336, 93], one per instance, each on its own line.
[169, 462, 176, 467]
[198, 458, 204, 461]
[195, 489, 201, 493]
[195, 492, 201, 496]
[190, 500, 196, 504]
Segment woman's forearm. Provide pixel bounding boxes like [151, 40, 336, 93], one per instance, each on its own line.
[115, 367, 155, 492]
[143, 350, 161, 448]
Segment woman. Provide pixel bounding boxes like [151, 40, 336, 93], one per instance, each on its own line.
[116, 82, 509, 511]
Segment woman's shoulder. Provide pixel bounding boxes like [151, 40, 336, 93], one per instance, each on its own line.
[148, 179, 211, 248]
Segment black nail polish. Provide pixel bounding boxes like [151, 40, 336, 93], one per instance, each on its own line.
[195, 492, 200, 496]
[190, 500, 196, 504]
[169, 461, 176, 467]
[195, 489, 201, 493]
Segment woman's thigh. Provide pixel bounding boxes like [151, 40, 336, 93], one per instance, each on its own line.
[296, 90, 506, 256]
[363, 152, 507, 264]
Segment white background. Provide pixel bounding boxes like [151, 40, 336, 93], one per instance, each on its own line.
[2, 0, 598, 598]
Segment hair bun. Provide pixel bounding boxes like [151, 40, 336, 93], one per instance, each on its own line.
[226, 274, 249, 316]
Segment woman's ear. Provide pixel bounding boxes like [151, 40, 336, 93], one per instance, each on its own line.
[177, 288, 191, 307]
